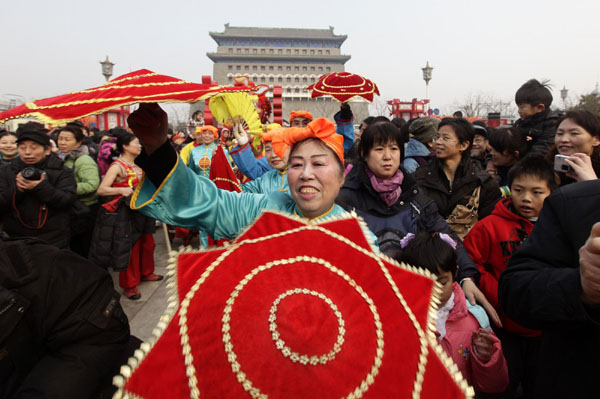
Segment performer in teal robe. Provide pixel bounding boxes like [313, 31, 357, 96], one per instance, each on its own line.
[230, 123, 289, 194]
[243, 169, 289, 194]
[128, 104, 366, 244]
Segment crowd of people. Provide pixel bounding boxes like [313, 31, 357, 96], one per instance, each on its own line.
[1, 78, 599, 398]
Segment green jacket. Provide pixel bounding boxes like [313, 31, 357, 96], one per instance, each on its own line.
[62, 146, 99, 206]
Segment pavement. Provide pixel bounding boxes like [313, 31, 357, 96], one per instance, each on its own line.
[110, 226, 185, 342]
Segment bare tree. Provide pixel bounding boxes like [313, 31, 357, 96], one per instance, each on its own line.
[162, 103, 190, 131]
[453, 92, 516, 118]
[576, 92, 600, 114]
[369, 97, 390, 117]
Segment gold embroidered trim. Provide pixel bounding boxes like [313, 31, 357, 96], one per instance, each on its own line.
[113, 211, 473, 399]
[213, 177, 243, 192]
[112, 246, 182, 399]
[292, 203, 335, 222]
[75, 80, 193, 94]
[219, 258, 384, 398]
[311, 73, 379, 96]
[268, 289, 345, 366]
[130, 154, 180, 210]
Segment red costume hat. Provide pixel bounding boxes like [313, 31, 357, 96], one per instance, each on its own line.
[195, 125, 219, 139]
[289, 110, 313, 123]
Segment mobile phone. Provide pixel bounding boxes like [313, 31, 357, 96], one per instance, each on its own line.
[554, 154, 573, 173]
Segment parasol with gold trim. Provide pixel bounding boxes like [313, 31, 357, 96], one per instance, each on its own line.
[306, 72, 380, 103]
[0, 69, 253, 125]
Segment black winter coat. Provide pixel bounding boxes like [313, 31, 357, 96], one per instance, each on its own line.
[499, 180, 600, 399]
[0, 237, 130, 399]
[514, 108, 558, 157]
[414, 157, 501, 220]
[337, 165, 480, 282]
[0, 154, 77, 248]
[88, 197, 156, 271]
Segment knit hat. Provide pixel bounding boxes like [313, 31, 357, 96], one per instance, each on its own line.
[409, 117, 440, 145]
[16, 124, 51, 147]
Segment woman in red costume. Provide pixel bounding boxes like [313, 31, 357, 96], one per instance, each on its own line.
[96, 133, 161, 300]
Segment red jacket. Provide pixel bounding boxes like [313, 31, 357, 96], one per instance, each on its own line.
[437, 283, 509, 393]
[464, 197, 540, 337]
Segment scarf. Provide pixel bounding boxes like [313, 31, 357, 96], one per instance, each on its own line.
[365, 167, 404, 208]
[58, 144, 89, 161]
[436, 291, 455, 340]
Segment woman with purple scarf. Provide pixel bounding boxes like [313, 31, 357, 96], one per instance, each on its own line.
[336, 121, 501, 327]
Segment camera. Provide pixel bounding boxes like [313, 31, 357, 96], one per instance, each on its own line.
[21, 166, 43, 181]
[554, 154, 573, 173]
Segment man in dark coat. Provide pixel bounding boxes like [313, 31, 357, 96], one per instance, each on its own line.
[499, 180, 600, 399]
[0, 126, 77, 248]
[0, 236, 131, 398]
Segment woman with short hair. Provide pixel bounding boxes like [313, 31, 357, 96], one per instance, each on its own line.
[415, 118, 501, 234]
[56, 125, 100, 257]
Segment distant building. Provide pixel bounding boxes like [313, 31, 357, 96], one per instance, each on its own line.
[206, 24, 368, 123]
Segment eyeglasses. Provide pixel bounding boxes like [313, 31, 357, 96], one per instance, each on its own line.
[473, 137, 486, 144]
[433, 135, 457, 143]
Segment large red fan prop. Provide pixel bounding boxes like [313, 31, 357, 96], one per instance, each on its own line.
[307, 72, 380, 103]
[209, 145, 242, 193]
[0, 69, 252, 125]
[113, 212, 473, 399]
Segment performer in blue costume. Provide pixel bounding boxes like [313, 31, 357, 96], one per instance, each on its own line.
[188, 125, 229, 178]
[229, 111, 313, 180]
[127, 104, 364, 245]
[230, 124, 289, 194]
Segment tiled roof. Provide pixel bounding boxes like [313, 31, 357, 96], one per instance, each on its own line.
[210, 25, 347, 41]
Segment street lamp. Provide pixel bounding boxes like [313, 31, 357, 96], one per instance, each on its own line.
[560, 86, 569, 110]
[422, 61, 433, 107]
[100, 56, 115, 82]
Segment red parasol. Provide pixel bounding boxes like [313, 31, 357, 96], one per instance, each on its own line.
[113, 212, 473, 399]
[0, 69, 252, 125]
[307, 72, 380, 103]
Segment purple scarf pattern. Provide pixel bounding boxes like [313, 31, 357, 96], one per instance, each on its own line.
[365, 167, 404, 207]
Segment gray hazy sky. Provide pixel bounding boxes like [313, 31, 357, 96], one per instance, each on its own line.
[3, 0, 599, 116]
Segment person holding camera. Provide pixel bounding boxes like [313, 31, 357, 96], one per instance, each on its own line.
[0, 125, 77, 248]
[546, 110, 600, 186]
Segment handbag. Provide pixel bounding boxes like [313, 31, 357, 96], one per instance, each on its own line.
[445, 186, 481, 240]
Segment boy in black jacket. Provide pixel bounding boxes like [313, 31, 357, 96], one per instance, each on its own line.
[513, 79, 558, 157]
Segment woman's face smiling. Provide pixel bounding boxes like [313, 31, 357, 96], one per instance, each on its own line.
[555, 118, 600, 156]
[287, 140, 345, 220]
[265, 142, 288, 171]
[0, 134, 18, 159]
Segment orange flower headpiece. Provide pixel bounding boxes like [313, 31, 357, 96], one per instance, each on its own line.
[263, 118, 344, 165]
[195, 125, 219, 139]
[289, 110, 313, 123]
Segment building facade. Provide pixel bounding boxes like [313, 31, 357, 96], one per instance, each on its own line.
[206, 24, 368, 123]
